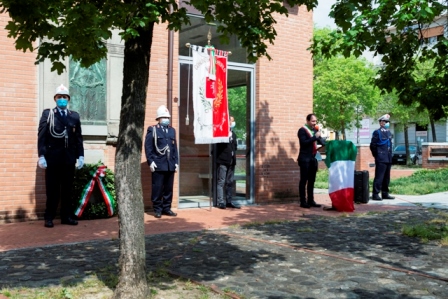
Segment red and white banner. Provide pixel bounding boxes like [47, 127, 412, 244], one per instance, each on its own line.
[192, 45, 229, 144]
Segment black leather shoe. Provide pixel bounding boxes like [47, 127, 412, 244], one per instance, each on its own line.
[382, 194, 395, 200]
[61, 218, 78, 225]
[162, 210, 177, 216]
[300, 202, 310, 209]
[154, 212, 162, 218]
[372, 194, 382, 201]
[44, 220, 54, 228]
[217, 203, 226, 209]
[308, 201, 322, 208]
[226, 202, 241, 209]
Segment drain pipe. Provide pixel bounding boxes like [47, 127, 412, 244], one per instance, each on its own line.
[167, 4, 174, 114]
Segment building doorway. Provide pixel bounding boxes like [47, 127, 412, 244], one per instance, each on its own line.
[177, 60, 255, 208]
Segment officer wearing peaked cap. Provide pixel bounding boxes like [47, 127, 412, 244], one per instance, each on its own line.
[370, 114, 395, 201]
[144, 105, 179, 218]
[38, 84, 84, 228]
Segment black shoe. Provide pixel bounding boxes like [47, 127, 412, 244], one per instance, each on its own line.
[154, 212, 162, 218]
[162, 210, 177, 217]
[226, 202, 241, 209]
[61, 218, 78, 225]
[217, 203, 226, 209]
[300, 202, 310, 209]
[308, 201, 322, 208]
[382, 194, 395, 200]
[44, 220, 54, 228]
[372, 194, 382, 201]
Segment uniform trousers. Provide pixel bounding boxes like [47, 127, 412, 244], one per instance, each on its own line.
[44, 163, 76, 221]
[373, 162, 392, 196]
[151, 171, 175, 213]
[217, 163, 235, 205]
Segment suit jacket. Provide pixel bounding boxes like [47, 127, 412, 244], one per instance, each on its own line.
[216, 131, 238, 166]
[297, 126, 325, 162]
[144, 124, 179, 172]
[370, 128, 392, 163]
[38, 107, 84, 165]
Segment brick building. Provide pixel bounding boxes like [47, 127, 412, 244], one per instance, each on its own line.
[0, 5, 314, 222]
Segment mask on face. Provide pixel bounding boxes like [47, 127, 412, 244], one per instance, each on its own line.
[230, 122, 236, 129]
[160, 119, 170, 126]
[384, 122, 390, 129]
[56, 99, 68, 109]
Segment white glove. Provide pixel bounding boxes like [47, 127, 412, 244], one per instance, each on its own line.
[175, 164, 178, 173]
[38, 156, 47, 169]
[150, 161, 157, 172]
[77, 156, 84, 169]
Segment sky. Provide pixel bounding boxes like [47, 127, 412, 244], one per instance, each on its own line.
[313, 0, 336, 29]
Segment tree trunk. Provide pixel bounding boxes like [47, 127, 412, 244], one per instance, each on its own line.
[113, 24, 154, 299]
[430, 117, 437, 142]
[404, 124, 410, 166]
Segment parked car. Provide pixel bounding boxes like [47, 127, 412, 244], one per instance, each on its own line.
[392, 145, 420, 165]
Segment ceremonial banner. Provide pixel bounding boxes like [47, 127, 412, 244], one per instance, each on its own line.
[192, 45, 229, 144]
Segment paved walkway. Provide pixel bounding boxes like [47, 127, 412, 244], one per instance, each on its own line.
[1, 190, 447, 298]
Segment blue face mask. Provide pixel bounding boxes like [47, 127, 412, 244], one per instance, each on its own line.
[160, 119, 170, 126]
[230, 122, 236, 129]
[56, 99, 68, 109]
[384, 122, 390, 129]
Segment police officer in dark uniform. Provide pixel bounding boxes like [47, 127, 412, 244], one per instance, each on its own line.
[144, 105, 179, 218]
[38, 84, 84, 228]
[297, 113, 326, 208]
[370, 114, 395, 201]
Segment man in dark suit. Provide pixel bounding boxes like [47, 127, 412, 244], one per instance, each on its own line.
[38, 84, 84, 228]
[370, 114, 395, 201]
[215, 116, 240, 209]
[145, 105, 179, 218]
[297, 113, 325, 208]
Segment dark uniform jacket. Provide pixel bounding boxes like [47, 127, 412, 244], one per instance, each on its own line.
[216, 131, 237, 166]
[38, 108, 84, 165]
[370, 128, 392, 163]
[297, 126, 325, 162]
[144, 124, 179, 172]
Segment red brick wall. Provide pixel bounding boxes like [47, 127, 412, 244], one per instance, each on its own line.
[255, 6, 313, 203]
[422, 143, 448, 169]
[0, 13, 39, 222]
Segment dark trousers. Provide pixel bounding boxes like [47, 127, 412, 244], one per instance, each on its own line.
[44, 163, 76, 220]
[373, 162, 391, 195]
[298, 158, 318, 203]
[217, 163, 235, 205]
[151, 171, 175, 213]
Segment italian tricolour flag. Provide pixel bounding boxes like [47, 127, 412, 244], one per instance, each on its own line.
[324, 141, 358, 212]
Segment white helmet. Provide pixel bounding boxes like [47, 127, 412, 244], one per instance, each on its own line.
[156, 105, 171, 120]
[55, 84, 70, 99]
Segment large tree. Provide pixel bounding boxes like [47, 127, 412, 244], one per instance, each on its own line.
[313, 29, 380, 139]
[311, 0, 448, 121]
[0, 0, 317, 298]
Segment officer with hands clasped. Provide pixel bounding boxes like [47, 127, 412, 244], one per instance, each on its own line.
[145, 105, 179, 218]
[370, 114, 395, 201]
[38, 84, 84, 228]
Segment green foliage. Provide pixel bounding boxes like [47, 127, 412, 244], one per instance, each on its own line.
[402, 211, 448, 244]
[311, 0, 448, 121]
[72, 162, 117, 220]
[314, 168, 329, 189]
[389, 168, 448, 195]
[313, 29, 380, 138]
[228, 86, 247, 140]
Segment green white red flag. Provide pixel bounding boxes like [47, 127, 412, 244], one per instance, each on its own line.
[324, 141, 358, 212]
